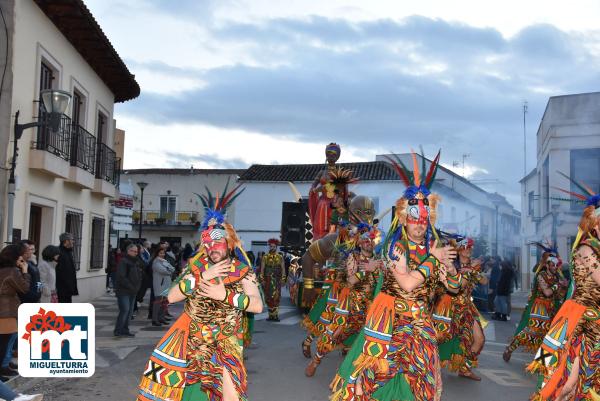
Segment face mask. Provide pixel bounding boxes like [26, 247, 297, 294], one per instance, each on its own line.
[406, 198, 430, 225]
[205, 241, 228, 254]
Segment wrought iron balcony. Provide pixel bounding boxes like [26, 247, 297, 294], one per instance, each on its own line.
[95, 142, 119, 186]
[70, 124, 96, 174]
[32, 109, 120, 188]
[132, 210, 200, 226]
[33, 112, 72, 161]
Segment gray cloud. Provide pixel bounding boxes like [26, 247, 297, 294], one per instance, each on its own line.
[117, 16, 600, 204]
[164, 152, 248, 170]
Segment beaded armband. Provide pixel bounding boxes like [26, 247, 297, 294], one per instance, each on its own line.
[304, 278, 315, 289]
[446, 272, 462, 290]
[223, 289, 250, 311]
[178, 277, 195, 297]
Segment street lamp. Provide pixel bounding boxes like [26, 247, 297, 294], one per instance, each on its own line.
[6, 89, 72, 243]
[490, 197, 503, 258]
[137, 182, 148, 240]
[494, 204, 499, 257]
[551, 203, 560, 248]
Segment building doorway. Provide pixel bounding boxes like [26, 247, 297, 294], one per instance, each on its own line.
[28, 206, 42, 257]
[28, 203, 55, 259]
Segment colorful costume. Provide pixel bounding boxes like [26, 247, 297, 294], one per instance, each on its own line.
[331, 150, 463, 401]
[528, 177, 600, 400]
[504, 244, 566, 360]
[261, 239, 285, 321]
[301, 262, 340, 358]
[137, 183, 258, 401]
[306, 224, 382, 377]
[434, 237, 486, 379]
[300, 183, 375, 359]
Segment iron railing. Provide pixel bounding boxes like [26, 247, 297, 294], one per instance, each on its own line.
[34, 112, 72, 161]
[113, 157, 121, 187]
[95, 143, 119, 185]
[132, 210, 200, 225]
[70, 124, 96, 174]
[33, 108, 120, 186]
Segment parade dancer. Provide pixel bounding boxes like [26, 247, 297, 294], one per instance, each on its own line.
[434, 237, 488, 381]
[305, 225, 383, 377]
[261, 239, 285, 321]
[503, 242, 568, 362]
[527, 177, 600, 400]
[136, 184, 263, 401]
[300, 195, 376, 357]
[331, 150, 461, 401]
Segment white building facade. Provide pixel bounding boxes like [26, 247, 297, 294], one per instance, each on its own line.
[0, 0, 139, 301]
[236, 155, 520, 264]
[521, 92, 600, 289]
[121, 169, 244, 250]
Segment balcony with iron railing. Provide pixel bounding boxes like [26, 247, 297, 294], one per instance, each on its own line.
[30, 109, 121, 195]
[70, 124, 96, 174]
[95, 143, 120, 185]
[92, 143, 120, 197]
[132, 210, 200, 228]
[68, 123, 97, 189]
[30, 112, 73, 179]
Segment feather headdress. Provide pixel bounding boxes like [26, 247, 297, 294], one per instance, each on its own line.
[552, 171, 600, 252]
[328, 166, 359, 200]
[383, 148, 442, 258]
[168, 179, 250, 296]
[529, 240, 561, 274]
[196, 178, 245, 230]
[438, 230, 473, 249]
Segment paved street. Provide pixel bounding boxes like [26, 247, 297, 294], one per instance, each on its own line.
[16, 290, 537, 400]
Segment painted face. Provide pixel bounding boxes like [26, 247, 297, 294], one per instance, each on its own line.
[269, 243, 277, 252]
[205, 238, 228, 263]
[349, 196, 376, 225]
[359, 238, 374, 253]
[325, 144, 341, 164]
[406, 198, 430, 225]
[405, 221, 427, 243]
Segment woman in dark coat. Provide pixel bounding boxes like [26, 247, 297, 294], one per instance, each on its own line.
[0, 245, 30, 379]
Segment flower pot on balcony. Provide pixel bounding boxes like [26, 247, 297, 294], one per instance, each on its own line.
[155, 217, 166, 225]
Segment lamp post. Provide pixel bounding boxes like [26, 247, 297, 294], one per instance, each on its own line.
[494, 204, 499, 257]
[551, 203, 560, 248]
[137, 182, 148, 240]
[6, 89, 71, 243]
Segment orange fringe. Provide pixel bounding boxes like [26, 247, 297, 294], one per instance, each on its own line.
[329, 374, 343, 392]
[526, 360, 548, 376]
[441, 354, 477, 373]
[301, 315, 323, 338]
[353, 354, 389, 376]
[137, 376, 184, 401]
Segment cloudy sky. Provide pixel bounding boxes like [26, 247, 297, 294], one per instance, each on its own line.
[86, 0, 600, 208]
